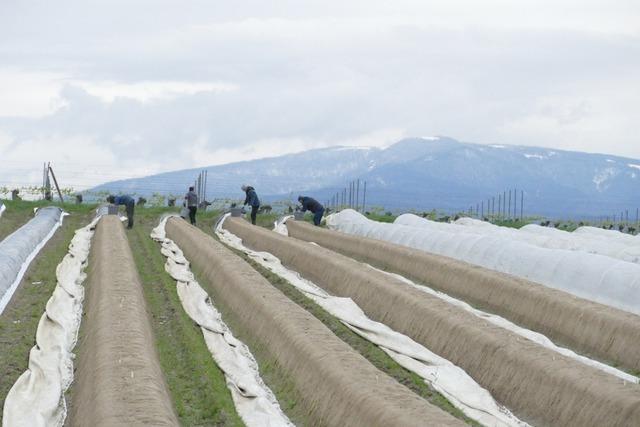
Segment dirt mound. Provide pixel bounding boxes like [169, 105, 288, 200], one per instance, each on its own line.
[68, 216, 178, 426]
[166, 217, 465, 427]
[226, 217, 640, 427]
[287, 219, 640, 373]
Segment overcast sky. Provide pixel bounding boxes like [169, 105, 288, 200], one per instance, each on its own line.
[1, 0, 639, 189]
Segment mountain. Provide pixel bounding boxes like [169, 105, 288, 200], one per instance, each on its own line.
[90, 137, 640, 218]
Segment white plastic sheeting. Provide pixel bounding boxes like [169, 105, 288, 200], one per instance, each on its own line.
[3, 216, 100, 427]
[151, 216, 293, 427]
[0, 207, 65, 315]
[574, 225, 640, 245]
[432, 216, 640, 264]
[219, 216, 527, 427]
[329, 210, 640, 316]
[273, 215, 293, 236]
[377, 268, 638, 384]
[0, 202, 5, 218]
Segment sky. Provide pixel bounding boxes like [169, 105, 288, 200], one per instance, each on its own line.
[1, 0, 639, 191]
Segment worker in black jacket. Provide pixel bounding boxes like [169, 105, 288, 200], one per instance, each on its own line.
[298, 196, 325, 226]
[241, 185, 260, 225]
[106, 194, 135, 229]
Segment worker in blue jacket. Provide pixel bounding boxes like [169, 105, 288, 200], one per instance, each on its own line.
[106, 194, 135, 229]
[241, 185, 260, 225]
[298, 196, 325, 226]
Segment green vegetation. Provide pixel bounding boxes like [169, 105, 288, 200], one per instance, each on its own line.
[126, 209, 244, 426]
[0, 201, 95, 418]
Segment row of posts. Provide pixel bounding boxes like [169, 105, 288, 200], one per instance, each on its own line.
[326, 179, 367, 212]
[194, 170, 208, 206]
[600, 208, 640, 226]
[470, 189, 524, 220]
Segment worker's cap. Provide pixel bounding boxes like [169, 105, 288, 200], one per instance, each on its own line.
[241, 184, 248, 191]
[297, 195, 303, 201]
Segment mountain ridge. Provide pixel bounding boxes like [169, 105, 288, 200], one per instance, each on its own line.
[90, 136, 640, 218]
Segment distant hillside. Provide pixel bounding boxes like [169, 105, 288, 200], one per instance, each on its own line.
[90, 136, 640, 218]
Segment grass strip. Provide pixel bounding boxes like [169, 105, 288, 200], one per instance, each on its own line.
[127, 216, 244, 426]
[0, 206, 93, 417]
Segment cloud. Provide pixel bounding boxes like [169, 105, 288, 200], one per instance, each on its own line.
[0, 0, 639, 191]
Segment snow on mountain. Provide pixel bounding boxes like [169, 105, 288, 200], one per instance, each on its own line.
[90, 137, 640, 217]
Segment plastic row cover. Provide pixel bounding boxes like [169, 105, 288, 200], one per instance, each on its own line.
[394, 214, 640, 264]
[327, 210, 640, 316]
[0, 203, 5, 218]
[573, 225, 640, 245]
[0, 207, 64, 313]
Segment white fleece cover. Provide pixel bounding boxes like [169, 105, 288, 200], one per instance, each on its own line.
[274, 215, 293, 236]
[435, 216, 640, 264]
[2, 216, 100, 427]
[329, 210, 640, 316]
[281, 217, 637, 384]
[380, 268, 638, 384]
[151, 216, 293, 427]
[218, 215, 527, 427]
[0, 207, 66, 315]
[0, 203, 5, 218]
[573, 225, 640, 245]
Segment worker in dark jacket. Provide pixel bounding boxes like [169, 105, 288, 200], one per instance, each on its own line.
[106, 194, 135, 229]
[241, 185, 260, 225]
[298, 196, 325, 226]
[185, 186, 198, 225]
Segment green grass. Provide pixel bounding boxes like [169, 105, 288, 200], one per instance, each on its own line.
[364, 212, 397, 223]
[1, 201, 244, 426]
[198, 223, 478, 426]
[0, 202, 95, 420]
[126, 210, 244, 426]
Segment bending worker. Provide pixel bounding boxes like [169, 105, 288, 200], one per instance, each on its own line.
[241, 184, 260, 225]
[185, 186, 198, 225]
[298, 195, 325, 226]
[106, 194, 135, 229]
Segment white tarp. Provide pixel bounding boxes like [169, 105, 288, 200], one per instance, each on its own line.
[281, 217, 637, 384]
[573, 225, 640, 245]
[151, 216, 293, 427]
[218, 215, 527, 427]
[428, 215, 640, 264]
[3, 216, 100, 427]
[328, 210, 640, 316]
[0, 207, 65, 315]
[0, 202, 5, 218]
[378, 268, 638, 384]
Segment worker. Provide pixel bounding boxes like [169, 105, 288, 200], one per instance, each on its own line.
[106, 194, 135, 229]
[185, 186, 198, 225]
[298, 195, 325, 226]
[241, 184, 260, 225]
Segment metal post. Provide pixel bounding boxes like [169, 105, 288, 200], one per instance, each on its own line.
[508, 190, 511, 220]
[356, 179, 360, 212]
[498, 195, 501, 219]
[481, 201, 484, 218]
[503, 191, 506, 218]
[203, 170, 208, 203]
[521, 190, 524, 220]
[42, 163, 46, 199]
[48, 164, 65, 204]
[362, 181, 367, 212]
